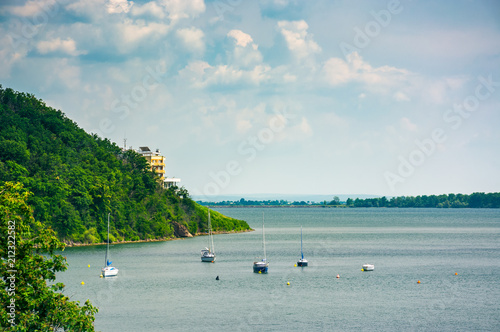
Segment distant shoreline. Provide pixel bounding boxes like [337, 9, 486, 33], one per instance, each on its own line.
[208, 205, 499, 209]
[210, 205, 347, 208]
[63, 228, 254, 247]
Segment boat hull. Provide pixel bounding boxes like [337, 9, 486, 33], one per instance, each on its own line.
[201, 255, 216, 262]
[362, 264, 374, 271]
[201, 248, 215, 262]
[297, 259, 308, 267]
[102, 266, 119, 277]
[253, 261, 269, 273]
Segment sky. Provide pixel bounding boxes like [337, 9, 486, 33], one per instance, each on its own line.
[1, 0, 499, 199]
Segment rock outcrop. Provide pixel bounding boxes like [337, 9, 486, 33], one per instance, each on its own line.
[171, 222, 193, 237]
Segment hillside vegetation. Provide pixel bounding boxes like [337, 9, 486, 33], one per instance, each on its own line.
[0, 86, 250, 244]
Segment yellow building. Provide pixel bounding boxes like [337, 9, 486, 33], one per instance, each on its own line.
[137, 146, 181, 189]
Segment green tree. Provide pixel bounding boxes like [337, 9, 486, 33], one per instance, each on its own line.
[0, 182, 98, 331]
[329, 196, 340, 205]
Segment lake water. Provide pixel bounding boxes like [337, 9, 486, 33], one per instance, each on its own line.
[57, 208, 500, 331]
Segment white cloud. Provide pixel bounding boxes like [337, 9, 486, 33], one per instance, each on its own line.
[178, 60, 212, 88]
[131, 1, 166, 19]
[209, 65, 242, 84]
[36, 37, 86, 56]
[277, 20, 321, 60]
[178, 61, 271, 88]
[176, 27, 205, 53]
[1, 0, 57, 17]
[107, 0, 134, 14]
[65, 0, 108, 19]
[227, 30, 254, 48]
[116, 19, 170, 51]
[159, 0, 206, 21]
[0, 31, 26, 78]
[323, 52, 410, 92]
[322, 57, 351, 85]
[227, 30, 263, 68]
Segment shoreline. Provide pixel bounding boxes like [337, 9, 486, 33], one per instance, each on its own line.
[63, 228, 254, 247]
[209, 205, 347, 208]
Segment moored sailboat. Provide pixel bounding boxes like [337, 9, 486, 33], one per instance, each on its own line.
[253, 213, 269, 273]
[101, 213, 118, 277]
[201, 208, 216, 262]
[297, 226, 308, 267]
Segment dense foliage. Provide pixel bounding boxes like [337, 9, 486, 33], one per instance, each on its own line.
[0, 86, 250, 244]
[1, 182, 98, 331]
[345, 193, 500, 208]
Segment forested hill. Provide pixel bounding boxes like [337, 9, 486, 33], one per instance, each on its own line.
[0, 86, 250, 244]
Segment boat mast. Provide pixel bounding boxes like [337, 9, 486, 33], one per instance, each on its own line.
[209, 209, 215, 254]
[301, 226, 304, 259]
[262, 212, 266, 261]
[105, 213, 110, 267]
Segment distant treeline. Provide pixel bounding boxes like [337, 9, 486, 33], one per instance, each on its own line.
[345, 193, 500, 208]
[199, 192, 500, 208]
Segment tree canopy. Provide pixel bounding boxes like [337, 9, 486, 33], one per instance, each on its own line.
[0, 182, 98, 331]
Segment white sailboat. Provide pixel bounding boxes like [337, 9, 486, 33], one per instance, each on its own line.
[297, 226, 308, 267]
[253, 213, 269, 273]
[201, 208, 216, 262]
[101, 213, 118, 277]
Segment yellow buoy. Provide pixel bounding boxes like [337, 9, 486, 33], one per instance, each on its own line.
[361, 269, 364, 271]
[81, 281, 85, 285]
[294, 264, 297, 267]
[258, 271, 261, 274]
[100, 274, 103, 278]
[88, 264, 90, 268]
[287, 282, 290, 285]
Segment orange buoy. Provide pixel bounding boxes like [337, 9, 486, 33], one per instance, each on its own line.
[417, 280, 421, 284]
[455, 272, 458, 275]
[336, 274, 340, 279]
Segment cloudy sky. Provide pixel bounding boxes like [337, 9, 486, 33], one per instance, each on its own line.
[1, 0, 499, 198]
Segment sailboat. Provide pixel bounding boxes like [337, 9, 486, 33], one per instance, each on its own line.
[297, 226, 308, 267]
[253, 213, 269, 273]
[201, 208, 216, 262]
[101, 213, 119, 277]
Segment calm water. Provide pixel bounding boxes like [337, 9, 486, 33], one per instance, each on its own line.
[57, 208, 500, 331]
